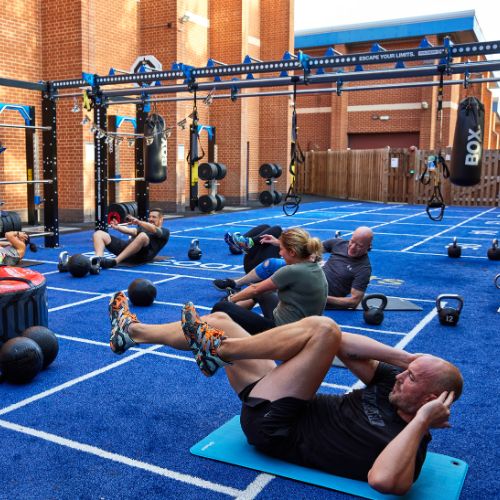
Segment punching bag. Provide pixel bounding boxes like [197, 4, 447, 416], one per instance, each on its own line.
[144, 113, 167, 183]
[450, 97, 484, 187]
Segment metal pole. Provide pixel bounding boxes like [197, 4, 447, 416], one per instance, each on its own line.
[0, 123, 52, 131]
[0, 179, 53, 185]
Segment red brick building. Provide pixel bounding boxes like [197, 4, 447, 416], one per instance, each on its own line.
[0, 3, 498, 222]
[295, 11, 500, 152]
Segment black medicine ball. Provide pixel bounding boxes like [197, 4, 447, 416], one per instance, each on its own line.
[0, 337, 44, 384]
[68, 254, 91, 278]
[127, 278, 157, 306]
[22, 325, 59, 369]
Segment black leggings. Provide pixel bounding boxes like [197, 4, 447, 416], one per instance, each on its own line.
[243, 224, 282, 273]
[211, 297, 277, 335]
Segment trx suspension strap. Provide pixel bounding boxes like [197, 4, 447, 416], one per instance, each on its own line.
[283, 81, 303, 216]
[187, 87, 206, 210]
[420, 68, 449, 221]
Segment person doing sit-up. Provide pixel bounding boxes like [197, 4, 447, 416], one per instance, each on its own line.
[107, 293, 463, 495]
[216, 225, 373, 309]
[92, 208, 170, 268]
[0, 231, 36, 266]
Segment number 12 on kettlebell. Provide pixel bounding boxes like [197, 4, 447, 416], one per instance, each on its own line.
[436, 294, 464, 326]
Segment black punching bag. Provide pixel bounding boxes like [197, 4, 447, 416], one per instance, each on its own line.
[144, 113, 167, 183]
[450, 97, 484, 187]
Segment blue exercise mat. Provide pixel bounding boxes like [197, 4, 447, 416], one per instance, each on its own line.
[190, 416, 468, 500]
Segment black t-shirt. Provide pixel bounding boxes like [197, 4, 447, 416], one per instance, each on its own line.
[137, 226, 170, 257]
[292, 363, 431, 481]
[322, 238, 371, 297]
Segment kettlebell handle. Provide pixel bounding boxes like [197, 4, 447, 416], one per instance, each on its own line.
[361, 293, 388, 312]
[436, 294, 464, 313]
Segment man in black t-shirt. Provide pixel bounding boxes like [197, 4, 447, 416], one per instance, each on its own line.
[93, 208, 170, 268]
[321, 226, 372, 309]
[108, 296, 463, 495]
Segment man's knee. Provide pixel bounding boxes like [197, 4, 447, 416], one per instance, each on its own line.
[135, 232, 150, 244]
[93, 230, 109, 243]
[304, 316, 341, 345]
[204, 311, 231, 325]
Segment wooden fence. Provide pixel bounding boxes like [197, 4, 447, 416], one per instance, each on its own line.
[297, 148, 500, 207]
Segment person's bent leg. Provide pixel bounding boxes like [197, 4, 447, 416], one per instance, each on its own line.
[211, 300, 275, 335]
[221, 316, 341, 401]
[114, 232, 150, 263]
[93, 230, 112, 256]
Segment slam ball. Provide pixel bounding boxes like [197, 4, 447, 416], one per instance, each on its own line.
[0, 337, 44, 384]
[128, 278, 157, 306]
[22, 325, 59, 369]
[68, 254, 91, 278]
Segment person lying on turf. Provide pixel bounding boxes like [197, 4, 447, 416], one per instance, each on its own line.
[0, 231, 36, 266]
[92, 208, 170, 268]
[216, 225, 373, 309]
[108, 293, 463, 495]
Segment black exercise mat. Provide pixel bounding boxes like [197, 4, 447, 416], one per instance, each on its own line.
[356, 296, 423, 311]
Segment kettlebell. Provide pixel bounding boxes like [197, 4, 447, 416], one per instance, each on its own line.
[89, 256, 101, 275]
[487, 239, 500, 261]
[494, 273, 500, 290]
[57, 251, 70, 272]
[188, 239, 202, 260]
[436, 294, 464, 326]
[361, 294, 388, 325]
[447, 237, 462, 258]
[335, 230, 342, 239]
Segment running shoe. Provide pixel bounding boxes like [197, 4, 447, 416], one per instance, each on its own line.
[232, 232, 254, 251]
[213, 278, 240, 293]
[224, 232, 244, 255]
[109, 291, 138, 354]
[101, 257, 117, 269]
[181, 301, 231, 376]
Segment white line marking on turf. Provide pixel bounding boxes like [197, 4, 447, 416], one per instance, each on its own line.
[48, 293, 109, 312]
[48, 286, 103, 295]
[401, 207, 497, 252]
[235, 474, 275, 500]
[338, 325, 406, 336]
[0, 345, 163, 417]
[350, 306, 439, 391]
[320, 382, 352, 391]
[0, 419, 243, 497]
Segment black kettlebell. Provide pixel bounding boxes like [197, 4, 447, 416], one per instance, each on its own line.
[188, 239, 202, 260]
[436, 294, 464, 326]
[447, 237, 462, 258]
[57, 251, 70, 272]
[361, 294, 388, 325]
[487, 239, 500, 261]
[494, 274, 500, 289]
[335, 230, 342, 239]
[89, 256, 101, 275]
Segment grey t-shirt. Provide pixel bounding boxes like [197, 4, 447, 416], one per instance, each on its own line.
[271, 261, 328, 325]
[0, 246, 21, 266]
[322, 238, 371, 297]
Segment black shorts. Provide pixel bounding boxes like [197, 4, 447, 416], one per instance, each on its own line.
[239, 380, 308, 460]
[105, 235, 155, 263]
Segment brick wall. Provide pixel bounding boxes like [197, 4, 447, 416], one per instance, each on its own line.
[0, 3, 496, 221]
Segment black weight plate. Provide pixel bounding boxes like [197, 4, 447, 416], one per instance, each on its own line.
[259, 191, 274, 206]
[215, 194, 226, 211]
[198, 162, 218, 180]
[198, 194, 217, 213]
[215, 163, 227, 180]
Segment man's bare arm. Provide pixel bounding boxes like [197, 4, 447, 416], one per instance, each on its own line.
[368, 392, 454, 495]
[337, 332, 415, 384]
[326, 288, 364, 309]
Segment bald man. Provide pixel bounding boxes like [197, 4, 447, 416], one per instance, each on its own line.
[321, 226, 373, 309]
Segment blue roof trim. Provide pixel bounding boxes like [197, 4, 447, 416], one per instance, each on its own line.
[295, 16, 477, 48]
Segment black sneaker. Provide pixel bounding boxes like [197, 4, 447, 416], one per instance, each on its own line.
[101, 257, 117, 269]
[213, 278, 239, 292]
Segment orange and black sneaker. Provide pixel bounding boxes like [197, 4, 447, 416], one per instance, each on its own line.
[181, 301, 231, 376]
[109, 291, 139, 354]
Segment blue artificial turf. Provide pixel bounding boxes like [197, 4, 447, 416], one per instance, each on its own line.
[0, 200, 498, 499]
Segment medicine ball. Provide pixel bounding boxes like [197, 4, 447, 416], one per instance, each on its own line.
[68, 254, 91, 278]
[127, 278, 157, 306]
[22, 326, 59, 369]
[0, 337, 44, 384]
